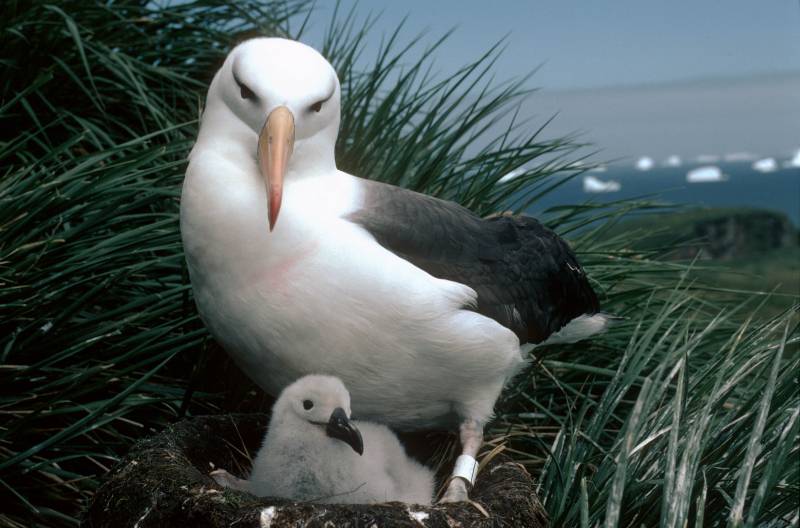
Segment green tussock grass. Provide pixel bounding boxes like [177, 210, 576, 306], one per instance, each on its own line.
[1, 1, 797, 527]
[597, 208, 799, 319]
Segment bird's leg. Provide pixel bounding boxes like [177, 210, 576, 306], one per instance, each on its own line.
[439, 418, 483, 503]
[210, 469, 250, 493]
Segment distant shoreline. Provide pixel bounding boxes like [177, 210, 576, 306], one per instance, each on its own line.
[525, 162, 800, 226]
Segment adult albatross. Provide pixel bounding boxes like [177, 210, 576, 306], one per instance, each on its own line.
[181, 37, 606, 502]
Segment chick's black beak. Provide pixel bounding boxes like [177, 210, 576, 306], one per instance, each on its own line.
[326, 407, 363, 456]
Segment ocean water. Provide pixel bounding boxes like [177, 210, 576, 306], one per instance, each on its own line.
[524, 162, 800, 226]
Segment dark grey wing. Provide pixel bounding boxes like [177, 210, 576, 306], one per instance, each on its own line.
[347, 178, 600, 344]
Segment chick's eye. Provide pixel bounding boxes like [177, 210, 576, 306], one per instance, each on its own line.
[309, 100, 323, 113]
[238, 82, 255, 100]
[302, 399, 314, 410]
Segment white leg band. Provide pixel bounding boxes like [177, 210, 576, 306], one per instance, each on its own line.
[452, 454, 479, 486]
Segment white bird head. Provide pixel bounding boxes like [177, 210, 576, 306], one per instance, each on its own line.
[200, 38, 341, 230]
[272, 375, 363, 455]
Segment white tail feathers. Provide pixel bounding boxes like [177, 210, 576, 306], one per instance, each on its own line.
[521, 313, 611, 354]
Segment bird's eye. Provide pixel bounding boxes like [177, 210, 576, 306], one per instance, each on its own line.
[302, 399, 314, 410]
[309, 100, 323, 113]
[237, 81, 256, 100]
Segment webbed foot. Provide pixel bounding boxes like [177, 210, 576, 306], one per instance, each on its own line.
[210, 469, 249, 492]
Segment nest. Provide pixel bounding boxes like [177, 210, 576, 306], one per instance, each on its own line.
[84, 414, 548, 527]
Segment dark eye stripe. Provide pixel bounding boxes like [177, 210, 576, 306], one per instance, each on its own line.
[309, 88, 335, 113]
[233, 73, 256, 100]
[239, 82, 255, 100]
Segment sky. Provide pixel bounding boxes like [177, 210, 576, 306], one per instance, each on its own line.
[297, 1, 800, 163]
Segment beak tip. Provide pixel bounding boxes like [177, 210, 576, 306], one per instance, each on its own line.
[352, 435, 364, 456]
[267, 204, 280, 232]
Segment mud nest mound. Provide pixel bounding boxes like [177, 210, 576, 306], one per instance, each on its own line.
[84, 414, 548, 527]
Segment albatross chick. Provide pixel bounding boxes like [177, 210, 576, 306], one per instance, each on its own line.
[211, 375, 434, 505]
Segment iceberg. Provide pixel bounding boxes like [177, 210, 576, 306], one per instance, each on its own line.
[635, 156, 654, 171]
[686, 166, 727, 183]
[663, 155, 682, 167]
[583, 175, 621, 193]
[497, 167, 525, 184]
[567, 160, 608, 172]
[752, 158, 778, 173]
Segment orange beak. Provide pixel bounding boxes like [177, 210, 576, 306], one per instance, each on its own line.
[258, 106, 295, 231]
